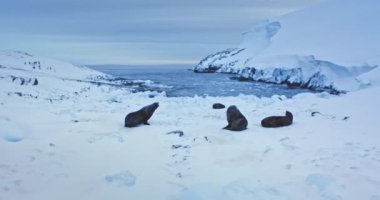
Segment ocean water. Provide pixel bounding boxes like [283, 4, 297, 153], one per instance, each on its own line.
[89, 65, 313, 98]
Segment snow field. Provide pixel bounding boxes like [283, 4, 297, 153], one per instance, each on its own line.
[1, 83, 380, 199]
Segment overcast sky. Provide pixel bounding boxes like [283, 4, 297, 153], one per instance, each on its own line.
[0, 0, 325, 65]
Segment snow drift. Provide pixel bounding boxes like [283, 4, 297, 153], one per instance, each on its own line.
[194, 0, 379, 92]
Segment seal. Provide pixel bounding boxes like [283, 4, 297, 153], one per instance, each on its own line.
[212, 103, 225, 109]
[261, 111, 293, 128]
[223, 105, 248, 131]
[124, 102, 159, 127]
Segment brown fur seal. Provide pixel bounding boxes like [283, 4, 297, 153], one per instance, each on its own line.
[223, 105, 248, 131]
[212, 103, 225, 109]
[261, 111, 293, 128]
[125, 102, 159, 127]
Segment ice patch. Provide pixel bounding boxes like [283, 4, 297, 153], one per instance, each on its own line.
[2, 134, 23, 142]
[0, 123, 30, 142]
[306, 173, 335, 191]
[104, 170, 136, 187]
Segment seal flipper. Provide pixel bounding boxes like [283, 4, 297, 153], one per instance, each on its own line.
[223, 124, 231, 130]
[143, 121, 150, 125]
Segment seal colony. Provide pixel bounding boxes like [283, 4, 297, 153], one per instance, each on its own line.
[125, 102, 159, 127]
[124, 102, 293, 130]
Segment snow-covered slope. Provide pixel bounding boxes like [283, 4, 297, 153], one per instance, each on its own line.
[0, 50, 162, 102]
[194, 0, 379, 92]
[0, 50, 103, 100]
[261, 0, 380, 66]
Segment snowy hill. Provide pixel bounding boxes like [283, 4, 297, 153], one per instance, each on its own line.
[0, 50, 162, 102]
[0, 50, 102, 100]
[261, 0, 380, 65]
[194, 0, 379, 92]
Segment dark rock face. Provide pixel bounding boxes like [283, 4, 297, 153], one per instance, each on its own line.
[223, 105, 248, 131]
[193, 48, 243, 73]
[10, 76, 39, 86]
[212, 103, 225, 109]
[124, 102, 159, 127]
[194, 67, 219, 73]
[193, 48, 351, 95]
[261, 111, 293, 128]
[229, 76, 254, 82]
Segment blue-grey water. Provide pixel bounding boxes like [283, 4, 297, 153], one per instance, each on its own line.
[89, 65, 312, 98]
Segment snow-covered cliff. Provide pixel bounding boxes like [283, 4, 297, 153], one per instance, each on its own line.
[194, 0, 379, 92]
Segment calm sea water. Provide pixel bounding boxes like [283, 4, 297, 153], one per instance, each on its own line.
[89, 65, 312, 98]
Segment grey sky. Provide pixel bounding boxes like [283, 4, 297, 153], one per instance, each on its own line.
[0, 0, 325, 65]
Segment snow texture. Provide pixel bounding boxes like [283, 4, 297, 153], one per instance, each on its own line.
[105, 171, 136, 187]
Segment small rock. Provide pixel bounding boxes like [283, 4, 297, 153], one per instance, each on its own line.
[33, 78, 38, 85]
[311, 111, 321, 117]
[171, 145, 190, 149]
[286, 164, 292, 170]
[176, 172, 183, 178]
[166, 130, 184, 137]
[342, 116, 350, 120]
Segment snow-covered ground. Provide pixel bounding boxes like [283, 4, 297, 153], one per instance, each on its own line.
[1, 0, 380, 198]
[1, 48, 380, 200]
[194, 0, 379, 92]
